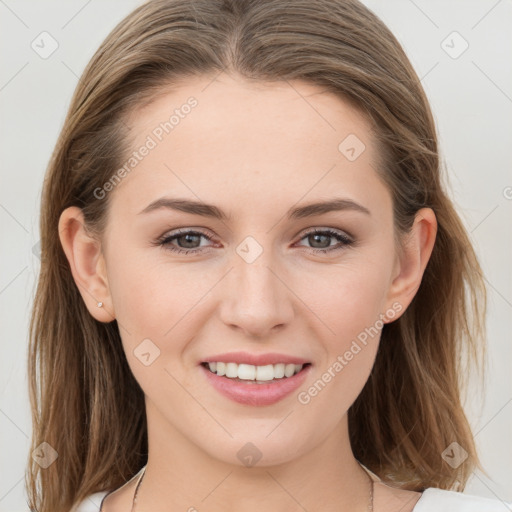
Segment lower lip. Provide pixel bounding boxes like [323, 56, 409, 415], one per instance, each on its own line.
[200, 364, 312, 406]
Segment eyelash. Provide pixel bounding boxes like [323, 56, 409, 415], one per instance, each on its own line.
[153, 228, 354, 255]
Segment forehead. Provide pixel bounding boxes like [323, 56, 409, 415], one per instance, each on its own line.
[127, 73, 374, 154]
[110, 73, 388, 219]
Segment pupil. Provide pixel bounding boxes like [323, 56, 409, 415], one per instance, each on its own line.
[310, 233, 330, 249]
[180, 234, 199, 248]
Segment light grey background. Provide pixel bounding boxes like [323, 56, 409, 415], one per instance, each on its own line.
[1, 1, 511, 510]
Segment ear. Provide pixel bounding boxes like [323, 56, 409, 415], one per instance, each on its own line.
[58, 206, 115, 322]
[384, 207, 437, 322]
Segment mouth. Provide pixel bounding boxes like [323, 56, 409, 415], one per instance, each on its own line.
[199, 357, 312, 406]
[201, 361, 311, 383]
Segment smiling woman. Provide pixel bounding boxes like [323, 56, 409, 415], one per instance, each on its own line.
[26, 1, 510, 512]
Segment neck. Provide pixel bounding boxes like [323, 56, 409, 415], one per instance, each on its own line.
[136, 399, 373, 512]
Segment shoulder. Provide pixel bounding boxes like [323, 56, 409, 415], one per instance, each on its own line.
[72, 491, 110, 512]
[413, 487, 512, 512]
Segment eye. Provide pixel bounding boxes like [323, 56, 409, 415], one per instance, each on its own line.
[153, 229, 216, 255]
[295, 228, 354, 253]
[153, 227, 354, 255]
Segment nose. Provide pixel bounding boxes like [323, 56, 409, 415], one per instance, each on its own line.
[217, 248, 295, 340]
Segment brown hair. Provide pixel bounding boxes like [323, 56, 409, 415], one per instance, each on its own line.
[27, 0, 488, 510]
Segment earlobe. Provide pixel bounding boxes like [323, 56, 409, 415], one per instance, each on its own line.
[384, 207, 437, 321]
[57, 206, 115, 322]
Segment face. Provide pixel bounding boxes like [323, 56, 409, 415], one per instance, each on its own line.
[96, 73, 407, 466]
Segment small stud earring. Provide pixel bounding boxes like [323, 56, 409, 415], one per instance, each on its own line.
[97, 302, 103, 308]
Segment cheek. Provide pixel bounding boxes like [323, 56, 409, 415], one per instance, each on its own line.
[295, 253, 391, 347]
[107, 247, 223, 385]
[291, 254, 391, 407]
[108, 247, 199, 334]
[294, 279, 384, 434]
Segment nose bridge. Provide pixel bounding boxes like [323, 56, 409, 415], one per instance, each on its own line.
[218, 237, 294, 337]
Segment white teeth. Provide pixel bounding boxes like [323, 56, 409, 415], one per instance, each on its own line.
[255, 364, 274, 381]
[225, 362, 238, 378]
[205, 361, 305, 381]
[237, 363, 256, 380]
[284, 363, 296, 378]
[273, 363, 285, 378]
[216, 362, 226, 376]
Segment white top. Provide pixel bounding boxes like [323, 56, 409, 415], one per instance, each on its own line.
[74, 487, 512, 511]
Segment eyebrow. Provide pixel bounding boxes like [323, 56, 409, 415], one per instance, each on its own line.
[138, 197, 371, 220]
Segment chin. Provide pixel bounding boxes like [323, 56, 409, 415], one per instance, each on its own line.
[193, 421, 314, 469]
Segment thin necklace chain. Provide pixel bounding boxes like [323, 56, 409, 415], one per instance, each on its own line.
[130, 466, 146, 512]
[130, 464, 374, 511]
[368, 468, 375, 511]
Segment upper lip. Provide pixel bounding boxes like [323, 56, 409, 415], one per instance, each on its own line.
[202, 351, 311, 366]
